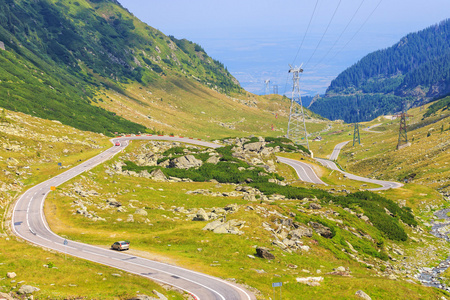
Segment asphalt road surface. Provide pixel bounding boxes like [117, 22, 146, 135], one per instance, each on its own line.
[329, 141, 350, 161]
[363, 123, 382, 133]
[12, 135, 254, 300]
[277, 156, 326, 185]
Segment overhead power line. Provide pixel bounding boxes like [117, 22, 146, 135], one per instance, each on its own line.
[291, 0, 319, 65]
[328, 0, 383, 64]
[311, 0, 366, 71]
[284, 0, 319, 96]
[304, 0, 343, 69]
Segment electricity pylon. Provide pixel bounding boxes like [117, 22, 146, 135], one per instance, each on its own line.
[287, 64, 309, 150]
[353, 95, 361, 146]
[265, 79, 270, 95]
[397, 100, 411, 150]
[353, 122, 360, 146]
[273, 85, 278, 94]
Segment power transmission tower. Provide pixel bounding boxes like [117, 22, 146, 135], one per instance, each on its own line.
[397, 100, 412, 150]
[353, 123, 360, 146]
[353, 95, 361, 146]
[265, 79, 270, 95]
[287, 64, 309, 150]
[273, 85, 278, 94]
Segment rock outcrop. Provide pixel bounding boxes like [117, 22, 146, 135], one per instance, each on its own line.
[202, 219, 245, 235]
[169, 155, 202, 169]
[256, 247, 275, 260]
[309, 221, 334, 239]
[18, 285, 40, 294]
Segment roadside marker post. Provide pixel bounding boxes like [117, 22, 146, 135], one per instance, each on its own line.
[272, 282, 282, 299]
[50, 186, 56, 201]
[64, 239, 68, 260]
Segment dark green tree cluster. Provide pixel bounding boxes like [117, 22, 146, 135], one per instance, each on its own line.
[424, 95, 450, 118]
[310, 94, 406, 123]
[327, 19, 450, 95]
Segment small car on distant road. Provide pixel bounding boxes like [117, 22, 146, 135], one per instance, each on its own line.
[111, 241, 129, 251]
[115, 142, 121, 146]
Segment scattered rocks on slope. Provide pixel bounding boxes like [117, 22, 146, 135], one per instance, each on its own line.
[296, 276, 323, 286]
[202, 219, 245, 235]
[193, 208, 209, 221]
[106, 198, 122, 207]
[0, 292, 16, 300]
[243, 142, 265, 152]
[206, 155, 220, 164]
[150, 169, 167, 181]
[327, 266, 352, 277]
[136, 153, 159, 166]
[6, 272, 16, 279]
[290, 226, 313, 240]
[135, 208, 148, 216]
[309, 203, 322, 210]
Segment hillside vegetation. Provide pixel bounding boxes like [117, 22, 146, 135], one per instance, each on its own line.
[0, 0, 242, 135]
[310, 19, 450, 123]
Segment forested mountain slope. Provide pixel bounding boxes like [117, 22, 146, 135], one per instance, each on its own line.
[310, 19, 450, 123]
[0, 0, 241, 135]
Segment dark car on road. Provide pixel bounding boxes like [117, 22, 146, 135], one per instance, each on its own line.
[111, 241, 129, 251]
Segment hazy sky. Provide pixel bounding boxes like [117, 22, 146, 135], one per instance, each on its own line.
[118, 0, 450, 95]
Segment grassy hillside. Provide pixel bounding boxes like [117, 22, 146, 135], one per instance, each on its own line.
[91, 77, 328, 139]
[2, 107, 450, 299]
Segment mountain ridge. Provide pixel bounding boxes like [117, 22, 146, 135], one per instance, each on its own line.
[309, 19, 450, 123]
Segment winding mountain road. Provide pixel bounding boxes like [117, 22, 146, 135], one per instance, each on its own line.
[277, 156, 326, 185]
[12, 135, 253, 300]
[277, 140, 402, 190]
[315, 141, 403, 191]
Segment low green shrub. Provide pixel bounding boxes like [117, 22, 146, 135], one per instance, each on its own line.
[162, 147, 186, 156]
[251, 183, 414, 242]
[122, 160, 284, 184]
[243, 137, 260, 145]
[264, 137, 311, 155]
